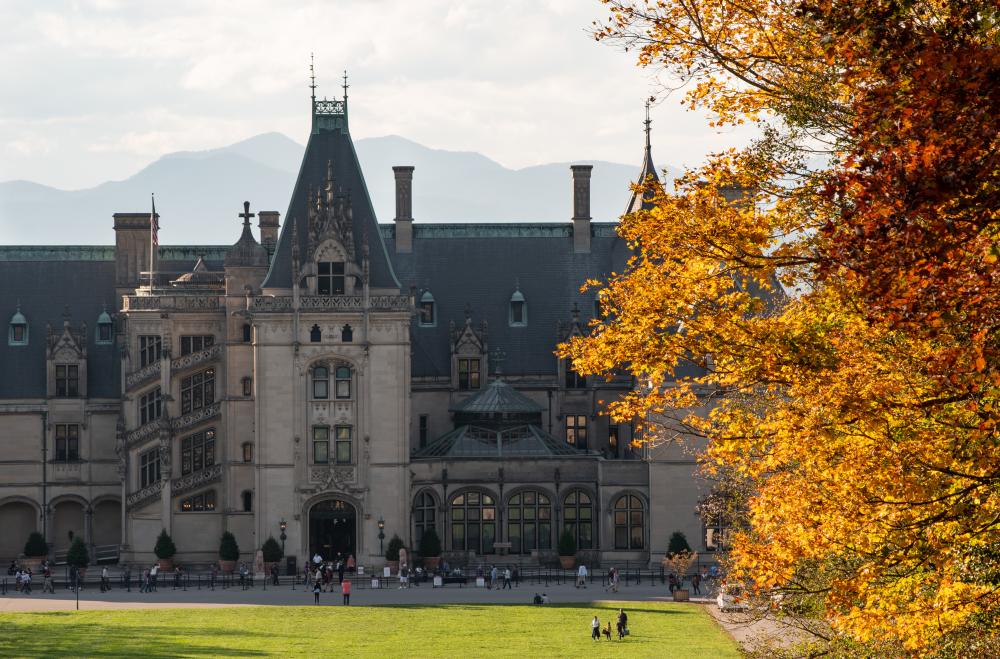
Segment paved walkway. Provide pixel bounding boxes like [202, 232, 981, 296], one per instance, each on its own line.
[0, 581, 687, 612]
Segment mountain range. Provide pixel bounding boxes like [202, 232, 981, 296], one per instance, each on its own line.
[0, 133, 673, 245]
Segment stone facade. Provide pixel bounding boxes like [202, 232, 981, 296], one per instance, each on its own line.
[0, 87, 720, 570]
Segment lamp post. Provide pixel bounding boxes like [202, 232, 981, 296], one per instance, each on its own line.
[377, 516, 385, 556]
[279, 518, 287, 556]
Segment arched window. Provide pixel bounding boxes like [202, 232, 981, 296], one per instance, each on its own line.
[450, 491, 496, 554]
[413, 491, 437, 547]
[96, 309, 113, 344]
[242, 323, 252, 342]
[509, 288, 527, 326]
[563, 490, 593, 550]
[310, 324, 322, 342]
[312, 366, 329, 399]
[335, 366, 352, 399]
[180, 490, 216, 512]
[507, 491, 552, 554]
[241, 442, 253, 463]
[8, 304, 28, 346]
[419, 291, 436, 326]
[242, 490, 253, 512]
[613, 494, 645, 550]
[341, 324, 353, 342]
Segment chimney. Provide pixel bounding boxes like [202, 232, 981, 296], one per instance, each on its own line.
[113, 212, 154, 299]
[393, 166, 415, 254]
[258, 211, 280, 253]
[571, 165, 593, 253]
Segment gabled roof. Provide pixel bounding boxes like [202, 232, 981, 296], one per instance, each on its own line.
[262, 94, 399, 290]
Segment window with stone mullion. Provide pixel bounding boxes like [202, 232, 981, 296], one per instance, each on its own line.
[317, 261, 345, 295]
[181, 369, 215, 415]
[55, 364, 79, 397]
[181, 429, 216, 475]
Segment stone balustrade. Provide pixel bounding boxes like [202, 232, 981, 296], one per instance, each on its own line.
[123, 295, 221, 312]
[170, 344, 222, 375]
[250, 295, 411, 313]
[171, 463, 223, 498]
[171, 401, 221, 433]
[125, 361, 161, 390]
[126, 480, 163, 510]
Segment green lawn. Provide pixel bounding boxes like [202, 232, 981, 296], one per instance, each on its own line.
[0, 601, 737, 658]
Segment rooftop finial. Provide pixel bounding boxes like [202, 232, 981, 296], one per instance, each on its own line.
[239, 201, 255, 228]
[310, 53, 317, 103]
[644, 96, 654, 151]
[342, 69, 349, 103]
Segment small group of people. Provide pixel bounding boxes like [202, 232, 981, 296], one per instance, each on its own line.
[604, 566, 621, 593]
[532, 592, 551, 605]
[590, 609, 629, 641]
[312, 573, 351, 605]
[139, 562, 160, 593]
[475, 564, 518, 589]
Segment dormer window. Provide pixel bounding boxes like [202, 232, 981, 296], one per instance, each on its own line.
[419, 291, 436, 326]
[95, 309, 113, 345]
[8, 305, 28, 346]
[317, 261, 345, 295]
[509, 288, 527, 327]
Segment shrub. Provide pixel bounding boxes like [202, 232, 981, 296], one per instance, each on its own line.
[385, 534, 404, 562]
[23, 532, 47, 557]
[418, 527, 442, 558]
[219, 531, 240, 561]
[261, 536, 283, 563]
[667, 531, 692, 556]
[66, 536, 89, 568]
[558, 529, 577, 557]
[154, 529, 176, 559]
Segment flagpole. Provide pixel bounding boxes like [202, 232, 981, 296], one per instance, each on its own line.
[149, 193, 157, 287]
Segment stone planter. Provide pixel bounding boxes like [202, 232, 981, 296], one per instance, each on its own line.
[156, 558, 174, 571]
[219, 560, 237, 574]
[559, 555, 576, 570]
[20, 557, 45, 572]
[673, 588, 690, 602]
[423, 556, 441, 571]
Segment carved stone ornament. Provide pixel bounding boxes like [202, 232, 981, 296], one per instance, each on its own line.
[311, 466, 363, 494]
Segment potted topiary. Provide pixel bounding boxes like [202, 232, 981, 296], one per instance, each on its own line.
[663, 531, 698, 601]
[219, 531, 239, 573]
[261, 536, 283, 574]
[154, 529, 176, 571]
[558, 529, 577, 570]
[66, 535, 90, 582]
[385, 534, 404, 573]
[418, 527, 442, 571]
[22, 531, 48, 571]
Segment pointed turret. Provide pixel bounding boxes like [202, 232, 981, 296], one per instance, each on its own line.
[625, 99, 662, 214]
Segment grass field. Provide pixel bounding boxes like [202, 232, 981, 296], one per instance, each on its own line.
[0, 601, 738, 658]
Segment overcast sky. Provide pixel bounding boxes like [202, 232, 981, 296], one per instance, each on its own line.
[1, 0, 754, 190]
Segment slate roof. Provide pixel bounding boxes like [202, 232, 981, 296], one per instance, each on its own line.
[261, 100, 399, 290]
[0, 257, 119, 399]
[0, 246, 222, 399]
[450, 379, 543, 414]
[385, 223, 629, 379]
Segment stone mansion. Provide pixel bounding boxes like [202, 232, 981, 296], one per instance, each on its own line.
[0, 85, 718, 569]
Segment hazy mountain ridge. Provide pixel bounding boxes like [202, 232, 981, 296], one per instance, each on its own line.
[0, 133, 675, 245]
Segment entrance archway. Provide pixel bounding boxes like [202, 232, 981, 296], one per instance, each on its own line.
[309, 499, 356, 561]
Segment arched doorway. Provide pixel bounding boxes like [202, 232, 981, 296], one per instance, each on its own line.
[309, 499, 356, 561]
[0, 500, 37, 558]
[52, 499, 85, 552]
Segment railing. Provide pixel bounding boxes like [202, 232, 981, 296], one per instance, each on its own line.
[125, 419, 163, 448]
[171, 401, 221, 433]
[250, 295, 411, 313]
[123, 295, 221, 312]
[125, 361, 161, 390]
[171, 464, 223, 498]
[126, 480, 163, 509]
[170, 344, 222, 375]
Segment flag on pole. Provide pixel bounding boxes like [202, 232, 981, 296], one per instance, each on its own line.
[149, 193, 158, 286]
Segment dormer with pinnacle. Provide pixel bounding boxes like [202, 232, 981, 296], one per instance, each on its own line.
[626, 98, 663, 214]
[46, 306, 89, 398]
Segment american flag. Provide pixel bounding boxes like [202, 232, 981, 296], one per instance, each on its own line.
[150, 193, 158, 247]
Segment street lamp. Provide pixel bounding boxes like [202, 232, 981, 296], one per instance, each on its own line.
[279, 518, 287, 556]
[377, 515, 385, 555]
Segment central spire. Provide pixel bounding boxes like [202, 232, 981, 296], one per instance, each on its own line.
[626, 96, 662, 214]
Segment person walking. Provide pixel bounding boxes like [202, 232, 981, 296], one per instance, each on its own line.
[503, 567, 512, 589]
[149, 563, 159, 592]
[691, 573, 701, 596]
[591, 615, 600, 641]
[616, 608, 629, 640]
[101, 565, 110, 592]
[342, 576, 351, 605]
[21, 570, 31, 595]
[490, 565, 499, 590]
[611, 567, 620, 594]
[43, 565, 54, 594]
[512, 565, 520, 587]
[576, 563, 588, 588]
[337, 559, 345, 584]
[313, 580, 321, 604]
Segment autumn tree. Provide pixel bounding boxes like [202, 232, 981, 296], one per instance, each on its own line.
[559, 0, 1000, 652]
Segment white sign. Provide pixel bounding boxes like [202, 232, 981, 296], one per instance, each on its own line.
[433, 576, 443, 588]
[357, 566, 364, 575]
[371, 578, 380, 589]
[383, 566, 391, 578]
[476, 577, 485, 588]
